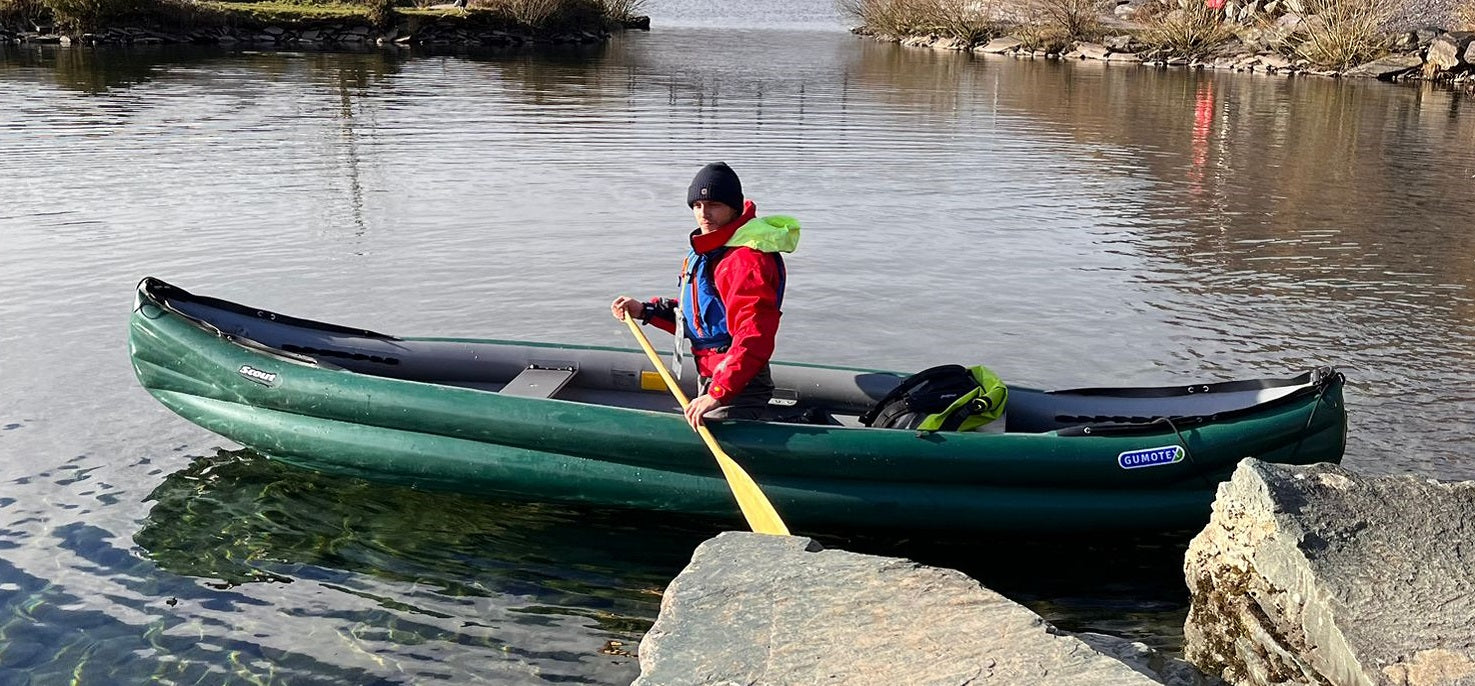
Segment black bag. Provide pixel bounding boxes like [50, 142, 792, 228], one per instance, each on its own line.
[860, 364, 1003, 431]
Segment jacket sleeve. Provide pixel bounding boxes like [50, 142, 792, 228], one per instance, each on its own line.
[642, 297, 678, 335]
[707, 248, 782, 403]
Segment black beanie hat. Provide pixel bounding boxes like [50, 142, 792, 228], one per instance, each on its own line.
[687, 162, 744, 212]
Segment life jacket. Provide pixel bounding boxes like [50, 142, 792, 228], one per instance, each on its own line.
[679, 215, 799, 351]
[859, 364, 1009, 432]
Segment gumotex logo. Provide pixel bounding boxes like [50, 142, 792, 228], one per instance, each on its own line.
[1117, 445, 1184, 469]
[237, 365, 279, 387]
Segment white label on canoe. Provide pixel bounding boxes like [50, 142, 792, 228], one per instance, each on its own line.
[237, 365, 279, 387]
[1117, 445, 1184, 469]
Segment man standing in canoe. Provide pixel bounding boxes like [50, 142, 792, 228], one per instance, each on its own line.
[611, 162, 800, 430]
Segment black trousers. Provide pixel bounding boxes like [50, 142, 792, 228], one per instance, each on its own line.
[697, 364, 775, 421]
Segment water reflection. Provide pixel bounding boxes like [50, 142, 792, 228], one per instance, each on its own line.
[137, 449, 681, 616]
[130, 449, 714, 682]
[137, 450, 1195, 656]
[0, 43, 184, 93]
[0, 44, 407, 94]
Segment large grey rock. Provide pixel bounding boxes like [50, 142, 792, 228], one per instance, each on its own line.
[1274, 12, 1306, 33]
[1427, 32, 1474, 72]
[637, 532, 1216, 686]
[1075, 41, 1112, 60]
[976, 36, 1024, 54]
[933, 37, 971, 51]
[1344, 54, 1424, 79]
[1394, 27, 1445, 51]
[1184, 459, 1475, 686]
[1259, 54, 1294, 71]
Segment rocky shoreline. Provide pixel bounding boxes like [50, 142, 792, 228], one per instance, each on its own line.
[638, 460, 1475, 685]
[0, 15, 649, 48]
[860, 26, 1475, 89]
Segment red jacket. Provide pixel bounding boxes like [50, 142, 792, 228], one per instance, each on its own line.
[645, 201, 783, 404]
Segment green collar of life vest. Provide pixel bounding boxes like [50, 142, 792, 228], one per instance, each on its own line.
[725, 215, 800, 253]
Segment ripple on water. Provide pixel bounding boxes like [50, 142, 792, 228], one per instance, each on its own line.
[3, 24, 1475, 682]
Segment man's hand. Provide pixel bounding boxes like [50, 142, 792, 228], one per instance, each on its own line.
[610, 296, 644, 322]
[685, 393, 722, 430]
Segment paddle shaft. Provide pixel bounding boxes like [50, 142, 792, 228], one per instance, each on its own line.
[623, 315, 790, 536]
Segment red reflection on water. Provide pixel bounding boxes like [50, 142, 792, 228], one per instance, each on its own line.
[1187, 78, 1216, 194]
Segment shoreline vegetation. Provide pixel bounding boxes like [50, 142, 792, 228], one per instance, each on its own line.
[842, 0, 1475, 88]
[0, 0, 650, 47]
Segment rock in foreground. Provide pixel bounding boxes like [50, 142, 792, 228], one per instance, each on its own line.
[637, 532, 1214, 685]
[1184, 459, 1475, 685]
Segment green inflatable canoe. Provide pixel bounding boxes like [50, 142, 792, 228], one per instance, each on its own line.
[129, 277, 1348, 533]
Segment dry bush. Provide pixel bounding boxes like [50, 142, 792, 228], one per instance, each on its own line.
[978, 0, 1102, 46]
[599, 0, 642, 21]
[1139, 0, 1235, 56]
[503, 0, 558, 24]
[18, 0, 221, 32]
[364, 0, 394, 27]
[40, 0, 148, 30]
[840, 0, 1000, 43]
[1027, 0, 1101, 40]
[841, 0, 1105, 45]
[839, 0, 923, 35]
[0, 0, 51, 29]
[1284, 0, 1400, 69]
[931, 0, 1004, 42]
[1012, 22, 1071, 50]
[476, 0, 601, 27]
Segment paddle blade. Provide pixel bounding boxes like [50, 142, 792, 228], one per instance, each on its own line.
[700, 428, 790, 536]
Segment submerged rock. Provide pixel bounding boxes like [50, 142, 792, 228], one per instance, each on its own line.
[637, 532, 1216, 685]
[1184, 459, 1475, 685]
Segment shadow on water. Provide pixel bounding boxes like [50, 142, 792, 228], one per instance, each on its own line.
[136, 450, 1195, 655]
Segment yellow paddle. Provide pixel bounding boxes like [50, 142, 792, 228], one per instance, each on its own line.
[623, 315, 790, 536]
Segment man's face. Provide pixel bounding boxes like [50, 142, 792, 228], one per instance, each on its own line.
[692, 200, 738, 233]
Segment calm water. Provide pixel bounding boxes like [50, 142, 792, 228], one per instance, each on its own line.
[3, 2, 1475, 682]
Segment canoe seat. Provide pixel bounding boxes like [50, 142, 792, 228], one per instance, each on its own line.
[500, 365, 577, 399]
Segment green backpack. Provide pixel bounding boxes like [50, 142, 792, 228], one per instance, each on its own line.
[859, 364, 1009, 432]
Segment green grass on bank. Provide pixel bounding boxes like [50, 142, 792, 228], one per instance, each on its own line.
[0, 0, 643, 33]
